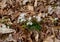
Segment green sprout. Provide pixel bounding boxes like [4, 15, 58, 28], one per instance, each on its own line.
[27, 19, 41, 31]
[21, 17, 42, 31]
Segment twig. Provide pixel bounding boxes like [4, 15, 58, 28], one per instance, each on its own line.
[34, 0, 37, 7]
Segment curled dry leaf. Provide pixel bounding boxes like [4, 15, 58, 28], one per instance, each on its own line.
[27, 5, 34, 11]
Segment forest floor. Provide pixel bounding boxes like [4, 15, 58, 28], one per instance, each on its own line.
[0, 0, 60, 42]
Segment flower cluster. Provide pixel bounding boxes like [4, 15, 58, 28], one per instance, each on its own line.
[17, 13, 42, 30]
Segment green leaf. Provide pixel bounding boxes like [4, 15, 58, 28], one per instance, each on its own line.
[27, 20, 41, 31]
[22, 25, 27, 28]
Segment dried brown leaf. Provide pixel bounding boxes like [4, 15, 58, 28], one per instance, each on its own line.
[0, 28, 15, 34]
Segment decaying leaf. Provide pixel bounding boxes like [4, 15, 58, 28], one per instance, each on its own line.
[43, 35, 54, 42]
[0, 28, 15, 34]
[11, 12, 20, 21]
[55, 6, 60, 18]
[5, 34, 16, 42]
[43, 35, 60, 42]
[0, 0, 7, 9]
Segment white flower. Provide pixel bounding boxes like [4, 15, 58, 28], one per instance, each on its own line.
[48, 6, 52, 11]
[42, 13, 48, 18]
[36, 16, 42, 22]
[54, 18, 58, 20]
[48, 6, 54, 14]
[17, 13, 26, 23]
[33, 16, 36, 18]
[42, 13, 46, 18]
[23, 0, 28, 5]
[20, 13, 26, 17]
[20, 18, 26, 22]
[28, 17, 32, 21]
[17, 17, 26, 23]
[27, 21, 33, 25]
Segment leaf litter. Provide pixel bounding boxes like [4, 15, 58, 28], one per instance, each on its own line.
[0, 0, 60, 42]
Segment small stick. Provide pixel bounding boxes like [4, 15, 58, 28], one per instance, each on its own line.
[34, 0, 37, 7]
